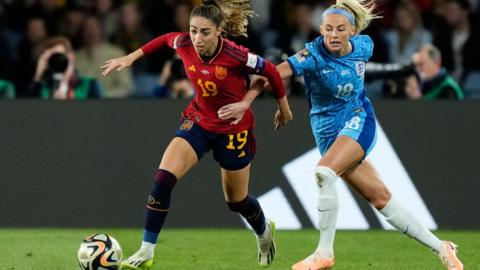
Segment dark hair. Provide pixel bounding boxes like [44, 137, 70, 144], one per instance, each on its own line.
[446, 0, 471, 11]
[190, 0, 254, 37]
[39, 36, 73, 54]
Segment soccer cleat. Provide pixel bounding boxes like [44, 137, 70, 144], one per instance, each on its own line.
[291, 251, 335, 270]
[121, 249, 154, 270]
[437, 241, 464, 270]
[257, 220, 276, 267]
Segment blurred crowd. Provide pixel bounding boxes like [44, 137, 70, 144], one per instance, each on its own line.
[0, 0, 479, 100]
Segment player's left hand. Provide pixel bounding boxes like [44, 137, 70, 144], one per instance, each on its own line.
[217, 101, 249, 125]
[274, 109, 293, 130]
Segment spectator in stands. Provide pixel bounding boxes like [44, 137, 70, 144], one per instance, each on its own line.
[274, 2, 318, 97]
[154, 57, 194, 99]
[112, 2, 155, 97]
[28, 0, 65, 36]
[153, 1, 194, 99]
[29, 36, 103, 99]
[75, 16, 132, 98]
[0, 15, 14, 90]
[276, 2, 318, 56]
[12, 17, 49, 97]
[433, 0, 480, 83]
[90, 0, 118, 41]
[383, 0, 432, 64]
[406, 43, 464, 100]
[59, 6, 86, 50]
[173, 1, 192, 33]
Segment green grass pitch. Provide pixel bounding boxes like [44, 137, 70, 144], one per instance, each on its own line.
[0, 229, 478, 269]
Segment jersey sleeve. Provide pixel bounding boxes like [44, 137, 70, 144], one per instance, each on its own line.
[351, 35, 374, 61]
[287, 48, 317, 76]
[238, 52, 286, 99]
[141, 32, 182, 55]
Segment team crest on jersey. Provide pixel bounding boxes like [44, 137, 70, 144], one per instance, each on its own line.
[215, 66, 228, 80]
[180, 119, 194, 131]
[355, 61, 365, 76]
[295, 49, 310, 63]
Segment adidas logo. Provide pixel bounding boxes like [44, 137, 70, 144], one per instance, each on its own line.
[188, 65, 196, 72]
[250, 120, 438, 230]
[238, 151, 246, 158]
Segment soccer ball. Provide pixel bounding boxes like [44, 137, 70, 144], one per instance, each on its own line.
[77, 233, 123, 270]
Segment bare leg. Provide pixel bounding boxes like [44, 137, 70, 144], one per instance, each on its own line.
[221, 164, 266, 234]
[315, 136, 365, 258]
[293, 136, 363, 270]
[222, 165, 276, 266]
[343, 160, 442, 251]
[125, 137, 199, 264]
[159, 137, 199, 179]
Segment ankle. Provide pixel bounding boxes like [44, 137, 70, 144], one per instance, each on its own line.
[314, 248, 334, 259]
[140, 241, 155, 257]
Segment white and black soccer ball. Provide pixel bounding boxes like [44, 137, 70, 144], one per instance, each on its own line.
[77, 233, 122, 270]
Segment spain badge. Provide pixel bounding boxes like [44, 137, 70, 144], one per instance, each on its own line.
[215, 65, 228, 80]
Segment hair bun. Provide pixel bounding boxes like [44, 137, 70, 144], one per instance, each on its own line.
[203, 0, 220, 8]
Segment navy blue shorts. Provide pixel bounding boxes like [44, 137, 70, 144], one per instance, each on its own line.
[175, 119, 256, 170]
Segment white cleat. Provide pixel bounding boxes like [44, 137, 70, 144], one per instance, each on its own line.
[257, 220, 276, 267]
[121, 249, 154, 270]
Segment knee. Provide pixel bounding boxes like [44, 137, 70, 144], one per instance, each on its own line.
[316, 166, 339, 210]
[315, 166, 338, 187]
[227, 195, 254, 213]
[370, 186, 392, 209]
[154, 169, 178, 186]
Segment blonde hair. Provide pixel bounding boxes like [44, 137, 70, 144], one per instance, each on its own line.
[190, 0, 255, 37]
[329, 0, 381, 34]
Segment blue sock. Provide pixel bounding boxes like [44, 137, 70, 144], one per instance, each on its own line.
[143, 169, 177, 244]
[227, 195, 266, 235]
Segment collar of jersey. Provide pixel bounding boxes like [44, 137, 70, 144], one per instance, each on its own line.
[197, 37, 224, 64]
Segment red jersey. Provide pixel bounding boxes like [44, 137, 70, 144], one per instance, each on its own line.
[141, 32, 285, 134]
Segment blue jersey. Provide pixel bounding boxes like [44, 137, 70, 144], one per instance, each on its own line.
[287, 35, 377, 156]
[287, 35, 373, 114]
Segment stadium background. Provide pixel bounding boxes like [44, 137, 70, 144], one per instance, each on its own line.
[0, 0, 479, 229]
[1, 99, 478, 229]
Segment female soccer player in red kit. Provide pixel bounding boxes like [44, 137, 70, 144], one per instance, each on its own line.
[101, 0, 292, 269]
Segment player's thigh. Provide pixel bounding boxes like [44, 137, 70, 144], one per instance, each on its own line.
[342, 159, 391, 209]
[221, 165, 251, 202]
[213, 129, 255, 202]
[159, 137, 198, 180]
[213, 128, 256, 170]
[319, 135, 365, 175]
[319, 108, 376, 175]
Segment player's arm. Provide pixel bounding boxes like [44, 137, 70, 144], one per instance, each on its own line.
[258, 60, 293, 129]
[250, 60, 293, 95]
[101, 33, 180, 76]
[101, 49, 143, 76]
[217, 86, 263, 125]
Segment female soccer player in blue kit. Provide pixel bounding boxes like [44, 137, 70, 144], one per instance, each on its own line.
[101, 0, 292, 269]
[252, 0, 464, 269]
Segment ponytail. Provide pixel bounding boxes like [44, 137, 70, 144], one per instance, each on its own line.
[191, 0, 255, 37]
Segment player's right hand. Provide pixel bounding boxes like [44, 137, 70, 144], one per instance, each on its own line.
[274, 109, 293, 130]
[100, 55, 133, 76]
[217, 101, 249, 125]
